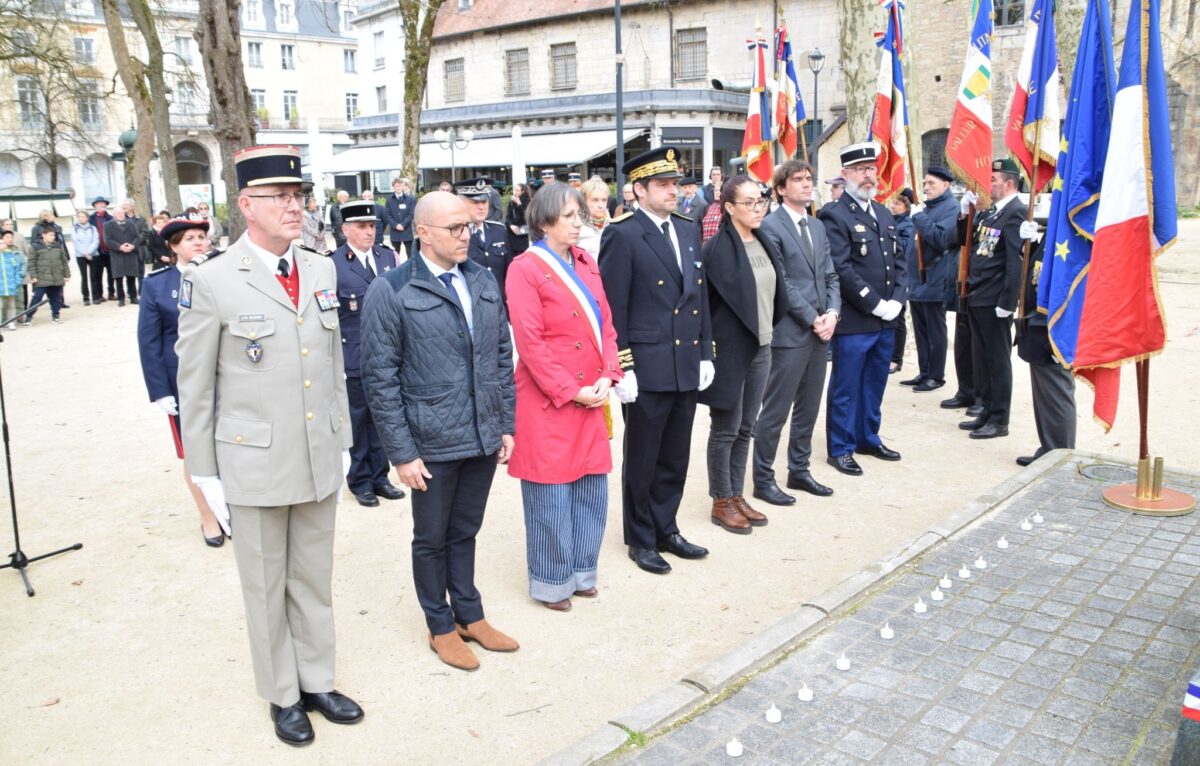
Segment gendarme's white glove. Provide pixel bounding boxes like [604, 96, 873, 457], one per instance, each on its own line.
[1019, 220, 1042, 241]
[960, 190, 978, 216]
[613, 371, 638, 404]
[995, 306, 1014, 319]
[871, 299, 890, 319]
[338, 450, 351, 504]
[191, 475, 231, 536]
[154, 396, 178, 416]
[881, 300, 903, 323]
[698, 360, 715, 391]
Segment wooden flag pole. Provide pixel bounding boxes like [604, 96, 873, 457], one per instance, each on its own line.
[903, 123, 926, 284]
[1016, 153, 1041, 320]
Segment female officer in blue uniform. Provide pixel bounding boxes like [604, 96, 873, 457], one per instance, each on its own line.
[137, 216, 223, 547]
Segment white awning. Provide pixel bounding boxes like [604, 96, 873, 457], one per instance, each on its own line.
[311, 145, 403, 175]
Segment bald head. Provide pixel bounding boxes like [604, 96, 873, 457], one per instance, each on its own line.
[413, 190, 465, 228]
[414, 191, 469, 270]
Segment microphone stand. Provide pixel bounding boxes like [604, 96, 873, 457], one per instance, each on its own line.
[0, 299, 83, 596]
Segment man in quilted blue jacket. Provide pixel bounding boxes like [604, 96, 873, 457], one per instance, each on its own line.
[360, 191, 518, 673]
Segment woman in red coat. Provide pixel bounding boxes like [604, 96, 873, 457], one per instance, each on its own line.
[506, 183, 623, 612]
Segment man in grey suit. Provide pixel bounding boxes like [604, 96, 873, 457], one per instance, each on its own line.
[176, 145, 362, 747]
[752, 159, 841, 505]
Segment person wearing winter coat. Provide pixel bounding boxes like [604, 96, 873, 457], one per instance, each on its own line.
[103, 207, 142, 305]
[72, 211, 100, 305]
[0, 230, 27, 328]
[26, 228, 70, 324]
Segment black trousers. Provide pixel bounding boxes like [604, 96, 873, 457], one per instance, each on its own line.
[410, 453, 496, 635]
[1029, 362, 1077, 456]
[345, 377, 390, 494]
[891, 304, 907, 366]
[952, 311, 975, 400]
[621, 389, 697, 549]
[968, 306, 1014, 425]
[75, 258, 97, 302]
[115, 276, 138, 301]
[911, 301, 948, 383]
[96, 253, 114, 298]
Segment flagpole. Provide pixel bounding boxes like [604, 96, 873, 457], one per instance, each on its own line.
[800, 124, 809, 164]
[1016, 152, 1041, 319]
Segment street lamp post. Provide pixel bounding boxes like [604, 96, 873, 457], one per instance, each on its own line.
[433, 127, 474, 184]
[808, 48, 826, 179]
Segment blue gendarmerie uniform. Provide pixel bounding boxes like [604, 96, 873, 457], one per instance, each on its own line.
[466, 219, 511, 305]
[137, 265, 183, 405]
[332, 241, 399, 496]
[822, 189, 909, 459]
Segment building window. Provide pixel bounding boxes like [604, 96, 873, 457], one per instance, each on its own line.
[375, 85, 387, 112]
[281, 44, 295, 70]
[922, 128, 949, 172]
[74, 37, 95, 64]
[550, 42, 577, 91]
[245, 0, 259, 23]
[504, 49, 529, 96]
[674, 28, 708, 81]
[278, 2, 292, 25]
[174, 36, 193, 66]
[283, 90, 298, 126]
[343, 49, 356, 73]
[995, 0, 1025, 27]
[373, 31, 385, 68]
[251, 88, 267, 120]
[78, 80, 103, 128]
[8, 30, 34, 60]
[444, 57, 465, 102]
[345, 92, 358, 122]
[247, 41, 263, 68]
[175, 80, 197, 113]
[17, 77, 43, 128]
[343, 9, 354, 31]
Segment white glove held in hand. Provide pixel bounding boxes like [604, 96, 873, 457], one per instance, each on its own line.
[191, 475, 231, 536]
[871, 299, 890, 319]
[614, 371, 638, 404]
[698, 360, 715, 391]
[960, 191, 978, 216]
[1019, 220, 1042, 241]
[882, 300, 903, 322]
[995, 306, 1014, 319]
[155, 396, 178, 416]
[338, 450, 351, 503]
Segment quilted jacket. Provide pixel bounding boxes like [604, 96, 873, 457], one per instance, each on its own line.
[360, 254, 515, 465]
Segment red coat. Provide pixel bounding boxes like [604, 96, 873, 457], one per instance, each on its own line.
[506, 245, 622, 484]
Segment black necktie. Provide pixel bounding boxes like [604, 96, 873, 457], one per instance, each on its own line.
[277, 257, 289, 278]
[437, 272, 465, 320]
[660, 221, 679, 269]
[797, 217, 814, 254]
[363, 253, 376, 279]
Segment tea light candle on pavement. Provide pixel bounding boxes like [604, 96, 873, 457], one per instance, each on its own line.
[764, 704, 782, 724]
[930, 587, 944, 601]
[958, 564, 972, 579]
[836, 652, 851, 671]
[914, 597, 928, 614]
[880, 623, 895, 640]
[940, 573, 953, 589]
[997, 536, 1009, 550]
[1020, 517, 1033, 531]
[797, 683, 814, 702]
[726, 738, 744, 757]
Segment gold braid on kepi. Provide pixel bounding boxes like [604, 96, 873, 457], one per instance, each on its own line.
[617, 348, 634, 370]
[622, 146, 684, 184]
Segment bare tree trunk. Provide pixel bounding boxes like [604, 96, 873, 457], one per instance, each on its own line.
[399, 0, 446, 182]
[129, 0, 181, 212]
[1055, 0, 1088, 104]
[100, 0, 154, 218]
[195, 0, 256, 241]
[836, 0, 880, 143]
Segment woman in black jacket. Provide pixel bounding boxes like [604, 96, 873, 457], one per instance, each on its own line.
[504, 183, 531, 254]
[699, 175, 789, 535]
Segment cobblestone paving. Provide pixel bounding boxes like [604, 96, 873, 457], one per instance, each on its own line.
[625, 463, 1200, 765]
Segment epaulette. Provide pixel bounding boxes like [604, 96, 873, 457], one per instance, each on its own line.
[610, 212, 634, 224]
[484, 219, 505, 227]
[671, 211, 693, 222]
[190, 247, 223, 267]
[145, 265, 171, 277]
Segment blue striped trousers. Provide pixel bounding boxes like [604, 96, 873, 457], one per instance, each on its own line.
[520, 474, 607, 602]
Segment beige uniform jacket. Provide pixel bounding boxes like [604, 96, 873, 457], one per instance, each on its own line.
[176, 233, 352, 507]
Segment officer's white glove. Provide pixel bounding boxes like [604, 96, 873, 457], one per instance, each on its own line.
[881, 300, 903, 322]
[960, 190, 978, 216]
[191, 475, 231, 536]
[995, 306, 1014, 319]
[342, 449, 352, 476]
[1019, 220, 1042, 242]
[698, 360, 715, 391]
[154, 396, 178, 416]
[613, 371, 638, 404]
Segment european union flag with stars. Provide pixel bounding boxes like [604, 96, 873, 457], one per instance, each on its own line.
[1037, 0, 1116, 366]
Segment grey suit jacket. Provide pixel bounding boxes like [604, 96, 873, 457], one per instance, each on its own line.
[176, 234, 353, 507]
[758, 205, 841, 348]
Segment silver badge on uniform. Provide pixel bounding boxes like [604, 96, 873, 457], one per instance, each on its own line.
[245, 340, 263, 363]
[349, 294, 358, 312]
[171, 289, 178, 299]
[860, 243, 868, 256]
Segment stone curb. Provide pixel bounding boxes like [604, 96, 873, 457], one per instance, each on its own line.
[535, 450, 1103, 765]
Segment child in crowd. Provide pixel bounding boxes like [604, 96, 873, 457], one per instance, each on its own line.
[26, 228, 70, 325]
[0, 230, 27, 329]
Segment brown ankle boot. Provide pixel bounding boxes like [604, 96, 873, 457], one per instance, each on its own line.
[710, 497, 752, 534]
[429, 631, 479, 671]
[456, 619, 520, 652]
[732, 495, 768, 526]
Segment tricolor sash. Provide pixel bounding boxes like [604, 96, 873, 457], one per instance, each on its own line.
[526, 242, 603, 352]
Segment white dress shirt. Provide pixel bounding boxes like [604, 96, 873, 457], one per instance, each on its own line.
[421, 254, 473, 333]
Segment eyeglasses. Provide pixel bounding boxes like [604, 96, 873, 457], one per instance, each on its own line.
[426, 223, 470, 238]
[844, 165, 878, 176]
[243, 192, 307, 208]
[559, 211, 584, 223]
[730, 198, 771, 211]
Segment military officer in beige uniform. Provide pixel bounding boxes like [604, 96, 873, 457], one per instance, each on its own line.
[175, 145, 362, 747]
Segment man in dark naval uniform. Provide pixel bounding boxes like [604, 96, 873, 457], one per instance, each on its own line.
[821, 143, 909, 476]
[598, 146, 713, 575]
[957, 158, 1026, 440]
[332, 199, 406, 507]
[1014, 216, 1075, 465]
[459, 177, 511, 306]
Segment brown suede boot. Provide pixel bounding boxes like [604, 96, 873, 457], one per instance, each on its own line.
[732, 495, 768, 527]
[429, 631, 479, 671]
[710, 497, 752, 534]
[456, 619, 520, 652]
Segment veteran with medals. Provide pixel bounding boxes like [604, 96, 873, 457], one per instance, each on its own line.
[598, 146, 713, 575]
[175, 145, 361, 747]
[821, 143, 909, 476]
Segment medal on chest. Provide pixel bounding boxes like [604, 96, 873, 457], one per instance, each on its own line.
[245, 340, 263, 363]
[349, 293, 358, 312]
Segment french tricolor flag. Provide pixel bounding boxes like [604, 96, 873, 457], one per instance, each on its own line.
[1073, 0, 1177, 374]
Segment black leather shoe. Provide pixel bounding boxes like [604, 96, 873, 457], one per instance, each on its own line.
[913, 379, 945, 392]
[355, 491, 380, 507]
[270, 702, 314, 747]
[899, 375, 927, 387]
[202, 526, 225, 548]
[786, 472, 834, 497]
[828, 454, 863, 476]
[940, 394, 973, 409]
[856, 444, 901, 461]
[959, 417, 986, 431]
[969, 423, 1009, 439]
[628, 546, 671, 574]
[373, 483, 406, 500]
[300, 690, 364, 724]
[753, 483, 796, 506]
[658, 533, 709, 559]
[1016, 455, 1036, 467]
[965, 404, 986, 418]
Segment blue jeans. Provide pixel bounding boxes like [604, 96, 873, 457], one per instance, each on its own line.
[29, 285, 63, 320]
[520, 474, 607, 602]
